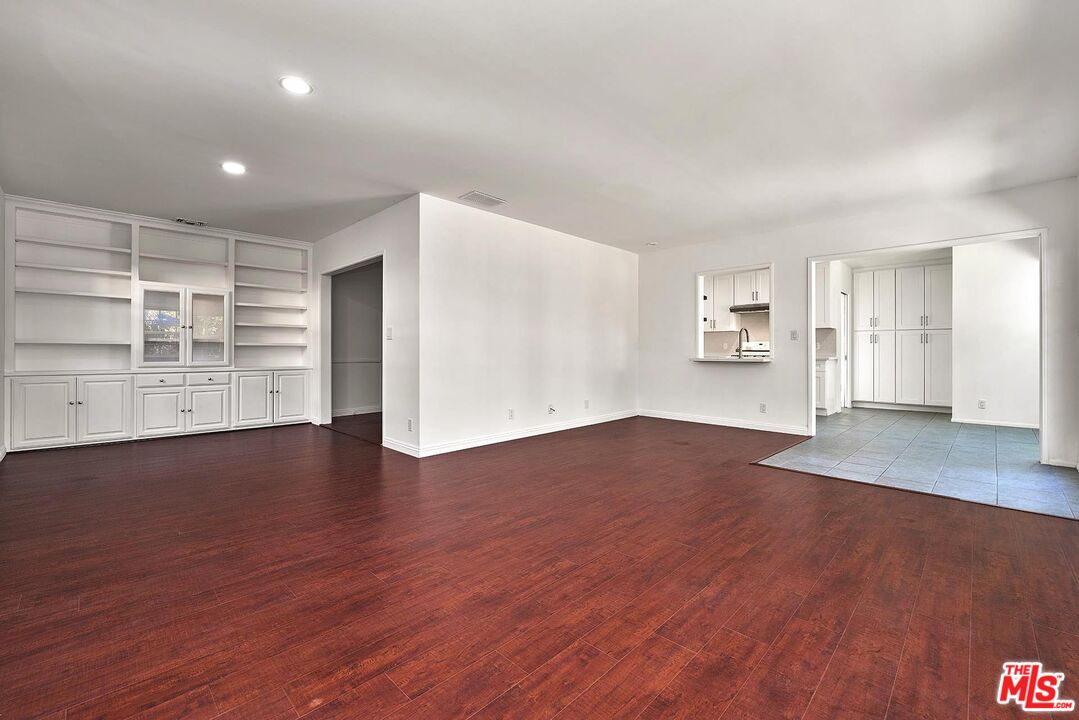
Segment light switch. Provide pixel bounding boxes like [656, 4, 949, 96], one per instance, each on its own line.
[386, 327, 393, 340]
[790, 330, 799, 341]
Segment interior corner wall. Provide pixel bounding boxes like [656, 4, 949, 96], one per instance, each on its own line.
[416, 194, 638, 455]
[330, 261, 383, 416]
[638, 176, 1079, 466]
[952, 237, 1040, 428]
[314, 195, 420, 452]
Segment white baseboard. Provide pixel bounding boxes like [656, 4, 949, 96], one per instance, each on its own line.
[852, 402, 951, 413]
[332, 405, 382, 417]
[951, 417, 1039, 430]
[638, 409, 808, 436]
[415, 410, 638, 458]
[382, 437, 420, 457]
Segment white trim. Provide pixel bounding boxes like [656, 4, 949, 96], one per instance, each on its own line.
[951, 416, 1038, 430]
[0, 444, 6, 463]
[639, 408, 808, 436]
[852, 401, 951, 413]
[806, 228, 1052, 466]
[416, 410, 638, 458]
[382, 437, 420, 457]
[332, 405, 381, 417]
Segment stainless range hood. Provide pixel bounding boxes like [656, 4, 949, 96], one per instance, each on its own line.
[728, 302, 770, 314]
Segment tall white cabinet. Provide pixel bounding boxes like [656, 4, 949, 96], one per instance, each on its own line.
[853, 263, 952, 408]
[5, 197, 314, 453]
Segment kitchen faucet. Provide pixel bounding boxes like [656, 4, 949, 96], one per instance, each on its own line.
[737, 327, 750, 358]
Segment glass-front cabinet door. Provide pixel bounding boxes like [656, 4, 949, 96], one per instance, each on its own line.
[188, 291, 228, 366]
[141, 287, 184, 365]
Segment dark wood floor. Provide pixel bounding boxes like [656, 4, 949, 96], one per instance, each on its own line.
[1, 418, 1076, 719]
[325, 412, 382, 445]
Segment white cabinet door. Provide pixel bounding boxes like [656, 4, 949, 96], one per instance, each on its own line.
[852, 331, 874, 402]
[895, 267, 925, 330]
[136, 388, 185, 437]
[853, 272, 875, 331]
[925, 329, 952, 406]
[274, 372, 308, 423]
[187, 290, 230, 367]
[815, 371, 825, 409]
[186, 386, 230, 432]
[874, 331, 896, 403]
[754, 269, 771, 303]
[234, 372, 273, 426]
[895, 331, 926, 405]
[712, 273, 736, 331]
[925, 265, 952, 329]
[874, 270, 896, 330]
[10, 376, 76, 450]
[77, 375, 133, 443]
[700, 274, 714, 332]
[140, 286, 185, 366]
[734, 271, 755, 305]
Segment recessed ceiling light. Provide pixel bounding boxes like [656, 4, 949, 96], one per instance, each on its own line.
[221, 161, 246, 175]
[279, 75, 313, 95]
[646, 242, 659, 247]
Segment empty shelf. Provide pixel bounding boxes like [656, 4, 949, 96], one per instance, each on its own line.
[235, 281, 307, 292]
[141, 252, 228, 266]
[235, 322, 308, 328]
[235, 262, 307, 274]
[15, 338, 131, 345]
[15, 287, 131, 300]
[235, 341, 308, 347]
[16, 236, 132, 254]
[235, 302, 307, 310]
[15, 262, 132, 277]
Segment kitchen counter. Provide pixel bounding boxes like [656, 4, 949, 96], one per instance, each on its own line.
[692, 355, 772, 363]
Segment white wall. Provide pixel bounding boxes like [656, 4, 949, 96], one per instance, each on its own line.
[416, 195, 638, 454]
[314, 195, 419, 452]
[639, 177, 1079, 466]
[330, 261, 382, 415]
[0, 185, 5, 461]
[952, 236, 1039, 427]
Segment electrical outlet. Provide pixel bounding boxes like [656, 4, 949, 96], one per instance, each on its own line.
[386, 327, 393, 340]
[407, 418, 413, 431]
[759, 403, 767, 414]
[508, 409, 514, 420]
[584, 399, 589, 409]
[978, 399, 987, 410]
[790, 330, 799, 341]
[548, 405, 556, 414]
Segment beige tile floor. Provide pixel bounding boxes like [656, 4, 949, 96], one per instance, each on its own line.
[762, 408, 1078, 519]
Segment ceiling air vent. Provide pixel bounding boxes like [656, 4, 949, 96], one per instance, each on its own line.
[174, 217, 208, 227]
[458, 190, 506, 208]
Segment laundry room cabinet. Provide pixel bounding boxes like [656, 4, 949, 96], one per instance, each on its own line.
[853, 330, 895, 403]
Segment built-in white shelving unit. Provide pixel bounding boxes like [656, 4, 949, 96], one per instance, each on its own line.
[4, 196, 316, 453]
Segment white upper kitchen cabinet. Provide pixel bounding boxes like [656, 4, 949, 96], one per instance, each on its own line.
[896, 266, 925, 330]
[925, 265, 953, 329]
[76, 375, 133, 443]
[711, 274, 736, 331]
[874, 270, 896, 330]
[10, 376, 77, 450]
[925, 329, 953, 406]
[734, 271, 756, 305]
[753, 269, 771, 303]
[895, 330, 926, 405]
[853, 272, 875, 330]
[700, 274, 714, 334]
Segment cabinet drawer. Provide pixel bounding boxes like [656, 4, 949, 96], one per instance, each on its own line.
[136, 373, 185, 388]
[186, 373, 229, 386]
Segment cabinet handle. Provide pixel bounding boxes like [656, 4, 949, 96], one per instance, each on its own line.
[920, 333, 924, 344]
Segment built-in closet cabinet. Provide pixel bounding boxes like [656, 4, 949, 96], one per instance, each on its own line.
[11, 374, 133, 449]
[5, 196, 313, 454]
[734, 269, 770, 304]
[853, 262, 952, 408]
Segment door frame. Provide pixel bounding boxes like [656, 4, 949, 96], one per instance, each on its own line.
[316, 253, 385, 433]
[805, 228, 1050, 465]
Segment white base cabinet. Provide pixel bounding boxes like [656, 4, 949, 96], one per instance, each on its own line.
[233, 371, 308, 426]
[852, 331, 895, 403]
[10, 375, 134, 450]
[11, 370, 307, 451]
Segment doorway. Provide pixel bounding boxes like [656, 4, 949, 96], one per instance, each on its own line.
[325, 259, 383, 445]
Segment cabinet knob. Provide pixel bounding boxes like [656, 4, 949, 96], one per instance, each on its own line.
[68, 401, 75, 406]
[180, 408, 186, 413]
[77, 401, 83, 405]
[208, 377, 213, 381]
[159, 378, 166, 383]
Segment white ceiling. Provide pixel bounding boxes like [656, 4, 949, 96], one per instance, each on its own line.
[1, 1, 1077, 248]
